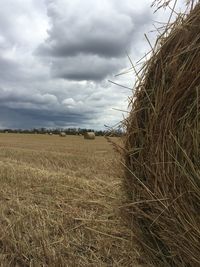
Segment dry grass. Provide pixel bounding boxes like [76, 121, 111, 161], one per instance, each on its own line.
[0, 133, 141, 267]
[124, 2, 200, 267]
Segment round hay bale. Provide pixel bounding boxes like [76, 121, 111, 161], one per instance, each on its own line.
[124, 4, 200, 267]
[84, 132, 95, 140]
[59, 132, 66, 137]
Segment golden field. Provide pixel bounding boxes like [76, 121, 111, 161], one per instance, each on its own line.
[0, 133, 140, 267]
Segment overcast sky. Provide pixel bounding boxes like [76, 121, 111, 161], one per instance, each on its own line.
[0, 0, 185, 129]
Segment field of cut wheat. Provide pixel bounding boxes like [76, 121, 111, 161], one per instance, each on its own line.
[0, 133, 141, 267]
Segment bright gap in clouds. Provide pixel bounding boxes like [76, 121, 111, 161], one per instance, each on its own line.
[0, 0, 185, 130]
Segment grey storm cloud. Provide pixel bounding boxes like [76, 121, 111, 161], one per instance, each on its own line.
[0, 84, 123, 129]
[0, 56, 19, 82]
[0, 0, 179, 129]
[38, 14, 139, 58]
[50, 55, 124, 81]
[0, 106, 95, 129]
[0, 89, 87, 129]
[37, 0, 154, 81]
[0, 88, 58, 107]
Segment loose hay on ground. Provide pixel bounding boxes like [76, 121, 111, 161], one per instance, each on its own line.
[0, 134, 141, 267]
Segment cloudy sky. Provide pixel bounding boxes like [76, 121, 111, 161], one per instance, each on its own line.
[0, 0, 184, 129]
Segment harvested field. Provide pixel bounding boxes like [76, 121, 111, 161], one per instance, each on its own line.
[0, 133, 141, 267]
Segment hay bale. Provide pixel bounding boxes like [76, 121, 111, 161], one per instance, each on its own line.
[59, 132, 66, 137]
[124, 3, 200, 267]
[84, 132, 95, 140]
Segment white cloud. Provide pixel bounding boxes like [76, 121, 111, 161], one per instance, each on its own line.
[0, 0, 186, 129]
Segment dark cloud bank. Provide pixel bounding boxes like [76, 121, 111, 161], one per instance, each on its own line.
[0, 0, 172, 129]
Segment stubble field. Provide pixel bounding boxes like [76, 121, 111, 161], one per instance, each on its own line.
[0, 133, 140, 267]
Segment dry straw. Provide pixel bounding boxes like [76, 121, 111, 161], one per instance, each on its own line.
[84, 132, 95, 140]
[59, 132, 66, 137]
[123, 1, 200, 266]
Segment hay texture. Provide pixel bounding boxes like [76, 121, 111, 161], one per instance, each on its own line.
[124, 3, 200, 267]
[84, 132, 95, 140]
[59, 132, 66, 137]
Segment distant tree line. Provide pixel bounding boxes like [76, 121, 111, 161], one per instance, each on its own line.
[0, 127, 123, 137]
